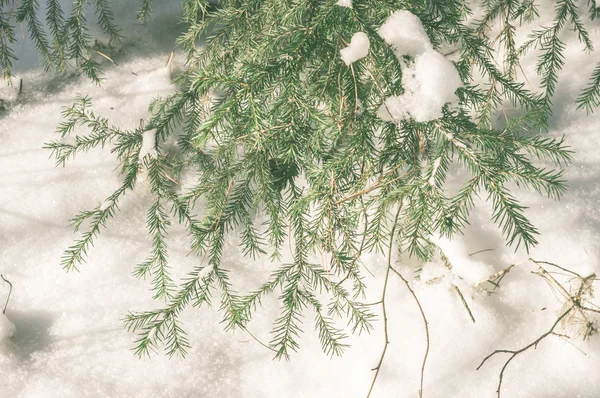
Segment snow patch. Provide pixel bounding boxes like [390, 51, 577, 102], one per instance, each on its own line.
[139, 130, 158, 160]
[199, 264, 214, 280]
[340, 32, 370, 66]
[0, 314, 16, 343]
[336, 0, 352, 7]
[432, 237, 493, 284]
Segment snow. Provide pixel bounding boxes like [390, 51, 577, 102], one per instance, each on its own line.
[100, 200, 112, 211]
[139, 130, 158, 160]
[378, 10, 433, 57]
[0, 2, 600, 398]
[336, 0, 352, 8]
[377, 13, 462, 122]
[0, 314, 16, 343]
[340, 32, 370, 66]
[428, 157, 442, 187]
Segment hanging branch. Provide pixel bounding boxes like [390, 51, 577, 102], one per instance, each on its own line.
[366, 206, 401, 398]
[389, 265, 430, 398]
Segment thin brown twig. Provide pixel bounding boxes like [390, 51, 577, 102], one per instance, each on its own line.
[468, 248, 495, 257]
[390, 265, 430, 398]
[336, 161, 406, 205]
[454, 284, 476, 323]
[240, 325, 277, 353]
[1, 274, 12, 315]
[366, 206, 401, 398]
[476, 307, 574, 398]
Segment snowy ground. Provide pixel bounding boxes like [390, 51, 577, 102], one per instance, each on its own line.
[1, 2, 600, 398]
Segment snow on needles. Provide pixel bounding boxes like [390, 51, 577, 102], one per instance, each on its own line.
[340, 32, 370, 66]
[377, 11, 462, 123]
[336, 0, 352, 7]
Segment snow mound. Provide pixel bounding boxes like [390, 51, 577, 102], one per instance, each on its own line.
[378, 51, 462, 122]
[377, 11, 462, 122]
[336, 0, 352, 8]
[340, 32, 370, 66]
[378, 10, 432, 57]
[0, 314, 16, 342]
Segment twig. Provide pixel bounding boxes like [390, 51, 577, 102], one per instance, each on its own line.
[1, 274, 12, 315]
[94, 50, 118, 66]
[240, 325, 277, 353]
[390, 265, 430, 398]
[454, 284, 476, 323]
[476, 307, 574, 398]
[529, 258, 583, 279]
[474, 259, 531, 290]
[468, 248, 495, 257]
[366, 206, 401, 398]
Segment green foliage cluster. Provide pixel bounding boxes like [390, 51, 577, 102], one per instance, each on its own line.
[0, 0, 121, 82]
[11, 0, 597, 358]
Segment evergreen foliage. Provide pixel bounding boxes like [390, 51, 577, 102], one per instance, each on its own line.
[3, 0, 595, 357]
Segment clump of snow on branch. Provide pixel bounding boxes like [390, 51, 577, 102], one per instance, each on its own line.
[0, 314, 16, 343]
[336, 0, 352, 8]
[139, 130, 158, 160]
[377, 11, 462, 123]
[340, 32, 370, 66]
[377, 10, 432, 57]
[100, 200, 112, 211]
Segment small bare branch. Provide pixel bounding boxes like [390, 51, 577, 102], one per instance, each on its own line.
[477, 307, 574, 398]
[1, 274, 12, 315]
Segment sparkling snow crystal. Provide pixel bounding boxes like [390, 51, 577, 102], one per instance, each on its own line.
[340, 32, 370, 66]
[376, 11, 462, 123]
[336, 0, 352, 7]
[0, 314, 16, 343]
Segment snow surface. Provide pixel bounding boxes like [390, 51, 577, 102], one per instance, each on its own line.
[340, 32, 370, 66]
[0, 314, 16, 342]
[1, 2, 600, 398]
[139, 129, 158, 160]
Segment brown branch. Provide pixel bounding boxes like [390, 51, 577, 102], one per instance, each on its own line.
[240, 325, 277, 353]
[454, 284, 476, 323]
[366, 206, 401, 398]
[1, 274, 12, 315]
[477, 306, 574, 398]
[390, 265, 430, 398]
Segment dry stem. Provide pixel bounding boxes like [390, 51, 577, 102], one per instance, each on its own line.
[1, 274, 12, 314]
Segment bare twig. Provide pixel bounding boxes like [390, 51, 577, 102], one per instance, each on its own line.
[366, 206, 401, 398]
[1, 274, 12, 315]
[468, 248, 495, 257]
[454, 284, 476, 323]
[240, 325, 277, 353]
[477, 307, 574, 398]
[478, 258, 600, 397]
[474, 259, 532, 290]
[390, 265, 430, 398]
